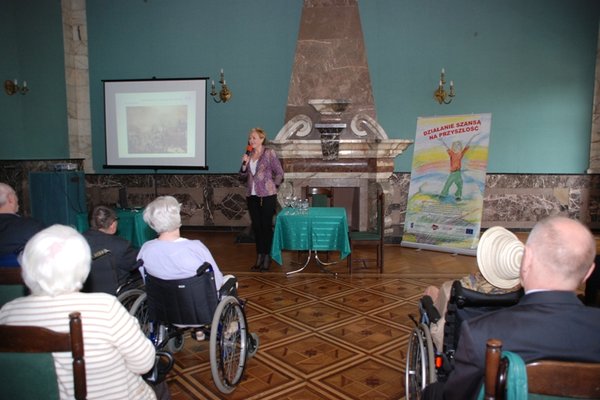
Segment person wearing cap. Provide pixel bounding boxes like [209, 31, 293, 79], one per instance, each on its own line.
[423, 216, 600, 400]
[423, 226, 523, 351]
[424, 271, 520, 351]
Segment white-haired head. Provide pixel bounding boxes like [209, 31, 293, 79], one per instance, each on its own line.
[21, 224, 91, 296]
[0, 183, 18, 213]
[143, 196, 182, 234]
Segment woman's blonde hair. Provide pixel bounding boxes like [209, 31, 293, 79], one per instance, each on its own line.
[249, 127, 268, 145]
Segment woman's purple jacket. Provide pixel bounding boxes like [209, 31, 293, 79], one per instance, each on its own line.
[239, 147, 284, 197]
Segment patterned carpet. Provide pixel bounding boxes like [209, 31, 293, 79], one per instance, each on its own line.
[165, 271, 462, 400]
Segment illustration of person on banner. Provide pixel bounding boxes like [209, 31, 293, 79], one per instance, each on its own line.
[401, 113, 492, 255]
[438, 132, 479, 201]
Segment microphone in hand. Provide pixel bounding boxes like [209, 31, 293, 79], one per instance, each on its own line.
[242, 145, 253, 167]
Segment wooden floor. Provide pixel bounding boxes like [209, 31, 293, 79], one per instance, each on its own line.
[163, 230, 481, 399]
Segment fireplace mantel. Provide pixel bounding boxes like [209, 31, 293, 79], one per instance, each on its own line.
[271, 138, 413, 231]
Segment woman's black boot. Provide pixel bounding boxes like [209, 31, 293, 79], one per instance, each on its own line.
[251, 253, 264, 271]
[260, 254, 271, 272]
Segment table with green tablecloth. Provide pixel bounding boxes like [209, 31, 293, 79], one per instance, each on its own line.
[115, 208, 156, 248]
[271, 207, 350, 274]
[77, 208, 155, 248]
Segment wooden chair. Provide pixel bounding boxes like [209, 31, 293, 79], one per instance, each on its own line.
[0, 266, 26, 307]
[347, 191, 384, 274]
[0, 266, 24, 285]
[484, 338, 600, 399]
[305, 187, 333, 207]
[0, 312, 87, 400]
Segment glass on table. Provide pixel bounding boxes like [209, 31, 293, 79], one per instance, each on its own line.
[300, 198, 309, 214]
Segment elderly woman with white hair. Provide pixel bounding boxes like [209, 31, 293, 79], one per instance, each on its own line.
[0, 224, 158, 400]
[138, 195, 228, 291]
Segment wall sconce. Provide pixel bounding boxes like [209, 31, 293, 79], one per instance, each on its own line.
[4, 79, 29, 96]
[433, 68, 454, 104]
[210, 69, 232, 103]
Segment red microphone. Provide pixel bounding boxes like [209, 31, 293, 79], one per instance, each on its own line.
[242, 145, 253, 167]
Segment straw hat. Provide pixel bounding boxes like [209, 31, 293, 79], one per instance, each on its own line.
[476, 226, 524, 289]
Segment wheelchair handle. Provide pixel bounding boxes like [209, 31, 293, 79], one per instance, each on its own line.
[143, 350, 174, 384]
[421, 295, 442, 323]
[196, 262, 213, 276]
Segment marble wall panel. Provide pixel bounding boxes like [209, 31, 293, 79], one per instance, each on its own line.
[4, 160, 600, 237]
[0, 159, 85, 215]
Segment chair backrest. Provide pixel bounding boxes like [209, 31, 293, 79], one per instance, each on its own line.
[443, 281, 523, 355]
[0, 266, 27, 307]
[306, 186, 333, 207]
[144, 262, 219, 326]
[0, 266, 24, 285]
[0, 312, 87, 400]
[375, 190, 384, 236]
[484, 338, 600, 399]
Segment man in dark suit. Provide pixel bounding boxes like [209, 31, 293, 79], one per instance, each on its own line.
[424, 216, 600, 400]
[585, 254, 600, 307]
[82, 205, 139, 294]
[0, 182, 45, 264]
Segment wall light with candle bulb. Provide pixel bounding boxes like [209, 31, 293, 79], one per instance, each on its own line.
[4, 79, 29, 96]
[433, 68, 454, 104]
[209, 69, 232, 103]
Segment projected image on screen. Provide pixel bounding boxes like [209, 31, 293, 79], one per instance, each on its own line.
[104, 78, 207, 169]
[127, 105, 188, 154]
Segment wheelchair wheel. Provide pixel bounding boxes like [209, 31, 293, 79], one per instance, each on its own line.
[209, 296, 248, 394]
[129, 292, 151, 337]
[166, 333, 185, 353]
[117, 288, 145, 312]
[247, 332, 259, 359]
[405, 323, 436, 399]
[421, 323, 436, 384]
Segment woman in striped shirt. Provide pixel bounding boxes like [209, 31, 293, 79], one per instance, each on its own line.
[0, 224, 158, 400]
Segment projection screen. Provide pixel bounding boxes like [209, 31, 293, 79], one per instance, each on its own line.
[103, 78, 208, 169]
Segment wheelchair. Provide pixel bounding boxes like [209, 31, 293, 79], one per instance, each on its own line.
[116, 262, 259, 394]
[405, 280, 523, 400]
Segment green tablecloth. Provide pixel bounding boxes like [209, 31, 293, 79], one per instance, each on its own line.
[76, 209, 155, 248]
[115, 208, 156, 248]
[270, 207, 350, 265]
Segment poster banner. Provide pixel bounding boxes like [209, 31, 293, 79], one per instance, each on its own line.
[402, 113, 492, 255]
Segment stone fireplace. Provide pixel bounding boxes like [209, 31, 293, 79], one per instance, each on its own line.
[271, 100, 411, 232]
[271, 0, 412, 232]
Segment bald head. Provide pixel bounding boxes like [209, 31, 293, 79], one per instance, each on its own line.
[521, 216, 596, 292]
[0, 183, 18, 213]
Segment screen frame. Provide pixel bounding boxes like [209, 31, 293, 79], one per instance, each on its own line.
[102, 77, 208, 170]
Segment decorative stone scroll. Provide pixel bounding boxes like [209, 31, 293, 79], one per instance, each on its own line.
[274, 114, 313, 141]
[350, 113, 389, 139]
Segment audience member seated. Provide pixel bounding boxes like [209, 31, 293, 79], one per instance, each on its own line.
[0, 224, 160, 400]
[0, 183, 45, 263]
[138, 196, 236, 341]
[585, 254, 600, 307]
[423, 216, 600, 400]
[424, 272, 521, 351]
[138, 196, 233, 294]
[424, 227, 523, 351]
[82, 205, 139, 294]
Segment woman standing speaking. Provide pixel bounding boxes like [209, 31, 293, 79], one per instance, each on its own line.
[240, 127, 284, 272]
